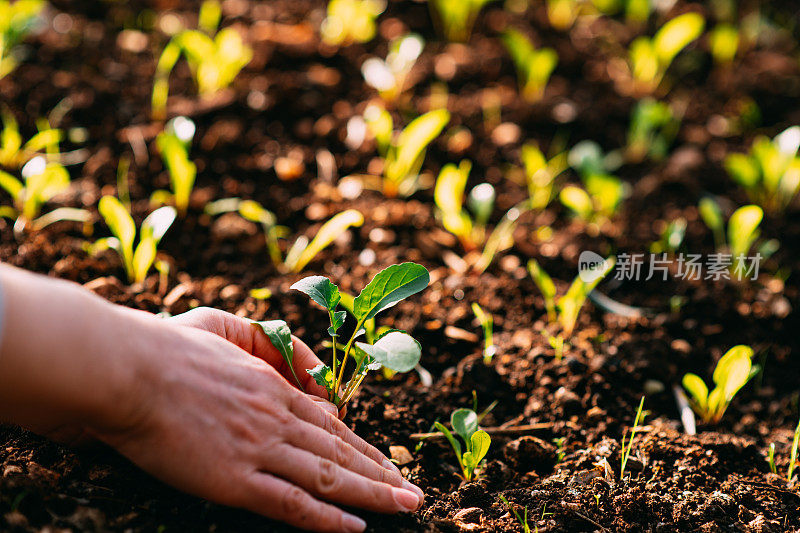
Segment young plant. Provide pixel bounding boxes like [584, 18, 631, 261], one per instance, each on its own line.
[528, 256, 615, 358]
[361, 34, 424, 104]
[682, 345, 754, 424]
[364, 106, 450, 197]
[428, 0, 492, 42]
[0, 0, 44, 80]
[709, 23, 739, 67]
[502, 29, 558, 103]
[434, 408, 491, 481]
[627, 12, 705, 94]
[0, 108, 62, 168]
[626, 98, 681, 163]
[275, 263, 429, 408]
[620, 396, 645, 479]
[205, 198, 364, 273]
[434, 159, 494, 250]
[724, 126, 800, 214]
[91, 196, 177, 284]
[152, 0, 252, 120]
[559, 173, 626, 228]
[471, 302, 496, 364]
[789, 418, 800, 484]
[650, 217, 687, 255]
[699, 199, 763, 274]
[320, 0, 386, 47]
[520, 142, 568, 210]
[498, 495, 530, 533]
[152, 116, 197, 216]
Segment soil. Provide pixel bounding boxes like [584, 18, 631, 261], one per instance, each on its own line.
[2, 0, 800, 531]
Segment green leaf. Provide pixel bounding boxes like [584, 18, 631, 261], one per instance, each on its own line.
[698, 197, 724, 236]
[470, 429, 491, 464]
[286, 209, 364, 273]
[291, 276, 341, 311]
[559, 185, 594, 221]
[652, 12, 705, 66]
[712, 345, 753, 402]
[682, 373, 709, 412]
[728, 205, 762, 259]
[307, 363, 335, 399]
[434, 421, 462, 459]
[353, 262, 430, 321]
[385, 109, 450, 187]
[252, 320, 303, 389]
[451, 408, 479, 443]
[725, 153, 760, 188]
[558, 256, 615, 336]
[355, 331, 421, 373]
[141, 206, 177, 246]
[132, 237, 157, 284]
[98, 195, 136, 272]
[328, 310, 346, 336]
[0, 169, 23, 199]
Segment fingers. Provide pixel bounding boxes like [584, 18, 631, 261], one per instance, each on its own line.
[244, 471, 366, 533]
[263, 443, 421, 514]
[285, 336, 330, 398]
[312, 397, 339, 418]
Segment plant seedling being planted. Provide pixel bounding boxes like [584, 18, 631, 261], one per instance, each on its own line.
[152, 0, 252, 120]
[364, 105, 450, 197]
[89, 196, 177, 284]
[428, 0, 492, 42]
[361, 34, 424, 104]
[724, 126, 800, 214]
[682, 345, 755, 424]
[502, 29, 558, 103]
[152, 116, 197, 216]
[259, 263, 429, 409]
[320, 0, 386, 47]
[434, 408, 491, 481]
[0, 0, 44, 80]
[206, 199, 364, 273]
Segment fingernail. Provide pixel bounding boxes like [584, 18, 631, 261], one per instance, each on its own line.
[342, 513, 366, 532]
[402, 480, 425, 504]
[392, 487, 421, 512]
[383, 458, 401, 474]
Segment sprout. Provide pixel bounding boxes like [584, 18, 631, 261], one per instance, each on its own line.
[682, 345, 755, 424]
[428, 0, 492, 42]
[361, 34, 425, 103]
[320, 0, 386, 47]
[520, 142, 568, 210]
[153, 117, 197, 217]
[699, 199, 764, 276]
[0, 108, 63, 168]
[502, 29, 558, 103]
[626, 98, 681, 163]
[0, 0, 45, 80]
[709, 23, 740, 66]
[471, 302, 495, 365]
[620, 397, 645, 479]
[434, 408, 491, 481]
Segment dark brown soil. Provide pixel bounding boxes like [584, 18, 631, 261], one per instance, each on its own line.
[2, 0, 800, 531]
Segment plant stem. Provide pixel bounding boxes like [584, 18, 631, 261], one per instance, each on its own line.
[334, 316, 366, 400]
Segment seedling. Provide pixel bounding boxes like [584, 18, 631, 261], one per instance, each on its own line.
[709, 23, 739, 66]
[498, 494, 530, 533]
[364, 106, 450, 197]
[271, 262, 429, 408]
[520, 142, 568, 210]
[320, 0, 386, 47]
[471, 302, 495, 364]
[699, 199, 764, 275]
[0, 108, 62, 168]
[152, 0, 252, 120]
[626, 98, 681, 163]
[502, 29, 558, 103]
[627, 12, 705, 94]
[620, 396, 645, 479]
[682, 345, 755, 424]
[528, 256, 615, 358]
[90, 196, 177, 284]
[428, 0, 492, 42]
[724, 126, 800, 214]
[205, 198, 364, 273]
[545, 0, 596, 31]
[0, 0, 44, 80]
[361, 34, 424, 104]
[789, 418, 800, 484]
[559, 173, 626, 227]
[152, 117, 197, 216]
[768, 443, 777, 474]
[434, 408, 491, 481]
[650, 217, 687, 255]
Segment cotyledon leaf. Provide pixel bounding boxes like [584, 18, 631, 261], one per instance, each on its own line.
[252, 320, 303, 390]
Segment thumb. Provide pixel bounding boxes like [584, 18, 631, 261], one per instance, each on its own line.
[311, 397, 339, 418]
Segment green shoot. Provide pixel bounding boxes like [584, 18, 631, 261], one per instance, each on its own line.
[698, 199, 763, 275]
[0, 108, 62, 168]
[361, 34, 424, 104]
[364, 106, 450, 197]
[768, 443, 777, 474]
[428, 0, 493, 43]
[320, 0, 386, 47]
[682, 345, 755, 424]
[626, 98, 680, 163]
[471, 302, 495, 364]
[724, 126, 800, 214]
[709, 23, 739, 66]
[627, 12, 705, 94]
[153, 116, 197, 216]
[650, 217, 686, 255]
[288, 263, 429, 408]
[91, 196, 177, 284]
[789, 418, 800, 483]
[0, 0, 44, 80]
[502, 29, 558, 103]
[620, 396, 645, 479]
[520, 142, 568, 210]
[205, 199, 364, 273]
[559, 173, 626, 227]
[152, 0, 252, 120]
[498, 494, 530, 533]
[434, 408, 491, 481]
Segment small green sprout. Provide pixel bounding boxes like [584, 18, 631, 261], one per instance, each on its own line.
[0, 0, 44, 80]
[434, 408, 491, 481]
[789, 418, 800, 484]
[428, 0, 492, 43]
[91, 196, 177, 284]
[364, 106, 450, 197]
[768, 442, 777, 474]
[498, 494, 530, 533]
[273, 263, 429, 408]
[626, 98, 681, 163]
[682, 345, 755, 424]
[620, 396, 645, 479]
[320, 0, 386, 47]
[152, 116, 197, 216]
[709, 23, 739, 66]
[650, 217, 687, 255]
[152, 0, 252, 120]
[724, 126, 800, 214]
[0, 108, 62, 168]
[520, 142, 568, 210]
[699, 199, 764, 275]
[471, 302, 495, 364]
[528, 256, 615, 358]
[627, 12, 705, 94]
[502, 29, 558, 103]
[545, 0, 594, 31]
[206, 199, 364, 273]
[559, 173, 626, 227]
[361, 34, 424, 104]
